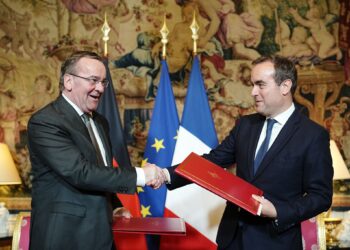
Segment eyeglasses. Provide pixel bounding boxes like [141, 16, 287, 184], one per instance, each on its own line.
[68, 73, 109, 88]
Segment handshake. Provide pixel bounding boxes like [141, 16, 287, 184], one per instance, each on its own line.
[143, 163, 169, 189]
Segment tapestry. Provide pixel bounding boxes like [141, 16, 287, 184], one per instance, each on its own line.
[0, 0, 349, 205]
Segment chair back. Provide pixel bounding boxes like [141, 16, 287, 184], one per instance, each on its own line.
[12, 212, 31, 250]
[301, 217, 319, 250]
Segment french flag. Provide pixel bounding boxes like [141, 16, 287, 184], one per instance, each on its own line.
[161, 56, 226, 249]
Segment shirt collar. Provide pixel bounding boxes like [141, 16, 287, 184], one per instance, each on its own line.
[270, 103, 295, 126]
[62, 93, 84, 117]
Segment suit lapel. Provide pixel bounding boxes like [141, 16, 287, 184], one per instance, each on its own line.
[55, 96, 112, 166]
[55, 96, 88, 135]
[253, 109, 301, 178]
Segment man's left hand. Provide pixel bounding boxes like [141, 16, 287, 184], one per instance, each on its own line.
[252, 194, 277, 218]
[113, 207, 132, 219]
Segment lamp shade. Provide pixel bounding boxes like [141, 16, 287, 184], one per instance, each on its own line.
[0, 143, 21, 185]
[330, 140, 350, 180]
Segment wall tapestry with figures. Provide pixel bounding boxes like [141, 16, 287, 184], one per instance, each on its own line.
[0, 0, 349, 208]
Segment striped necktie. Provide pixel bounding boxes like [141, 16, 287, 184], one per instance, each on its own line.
[81, 113, 104, 166]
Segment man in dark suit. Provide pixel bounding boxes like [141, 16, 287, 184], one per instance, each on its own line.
[165, 55, 333, 249]
[27, 51, 165, 250]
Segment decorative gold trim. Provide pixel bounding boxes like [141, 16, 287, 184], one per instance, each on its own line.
[317, 213, 327, 250]
[160, 15, 169, 59]
[11, 212, 31, 250]
[332, 194, 350, 207]
[190, 11, 199, 54]
[101, 12, 111, 57]
[316, 212, 344, 250]
[0, 197, 31, 210]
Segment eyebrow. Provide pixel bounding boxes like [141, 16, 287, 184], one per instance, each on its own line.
[87, 75, 106, 81]
[252, 80, 265, 85]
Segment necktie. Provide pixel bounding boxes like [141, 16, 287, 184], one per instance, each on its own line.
[254, 119, 276, 174]
[81, 113, 105, 166]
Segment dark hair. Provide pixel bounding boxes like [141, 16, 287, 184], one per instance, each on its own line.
[252, 55, 297, 94]
[59, 51, 104, 91]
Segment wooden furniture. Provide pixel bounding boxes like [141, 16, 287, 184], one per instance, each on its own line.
[295, 64, 345, 126]
[11, 212, 30, 250]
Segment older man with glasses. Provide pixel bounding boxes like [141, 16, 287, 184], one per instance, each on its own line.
[27, 51, 166, 250]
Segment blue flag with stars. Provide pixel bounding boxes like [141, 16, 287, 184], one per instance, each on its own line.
[138, 59, 179, 218]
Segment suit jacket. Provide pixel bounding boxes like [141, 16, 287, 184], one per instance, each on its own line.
[168, 108, 333, 250]
[27, 95, 137, 250]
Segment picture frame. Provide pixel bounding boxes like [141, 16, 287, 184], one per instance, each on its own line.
[332, 180, 350, 208]
[0, 197, 31, 211]
[333, 194, 350, 208]
[0, 184, 31, 211]
[317, 214, 327, 250]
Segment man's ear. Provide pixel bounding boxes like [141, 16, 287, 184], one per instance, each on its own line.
[63, 74, 73, 91]
[281, 79, 292, 96]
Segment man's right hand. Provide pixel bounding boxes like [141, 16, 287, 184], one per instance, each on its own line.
[143, 163, 167, 189]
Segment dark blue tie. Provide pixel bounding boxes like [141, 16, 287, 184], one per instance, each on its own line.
[254, 119, 276, 174]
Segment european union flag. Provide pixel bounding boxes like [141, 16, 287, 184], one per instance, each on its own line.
[138, 59, 179, 249]
[138, 59, 179, 216]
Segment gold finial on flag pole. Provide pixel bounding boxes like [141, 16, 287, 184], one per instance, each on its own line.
[160, 14, 169, 59]
[101, 12, 111, 57]
[190, 11, 199, 55]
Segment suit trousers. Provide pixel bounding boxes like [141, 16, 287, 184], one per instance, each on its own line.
[217, 228, 242, 250]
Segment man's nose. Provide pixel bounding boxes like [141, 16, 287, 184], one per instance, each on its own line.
[251, 85, 258, 96]
[95, 82, 105, 92]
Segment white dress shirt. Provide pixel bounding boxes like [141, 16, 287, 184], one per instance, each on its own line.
[62, 94, 145, 186]
[255, 103, 295, 157]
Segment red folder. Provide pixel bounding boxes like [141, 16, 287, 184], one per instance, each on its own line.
[112, 217, 186, 236]
[175, 152, 263, 215]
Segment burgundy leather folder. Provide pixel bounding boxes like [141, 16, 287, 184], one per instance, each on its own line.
[175, 152, 263, 215]
[112, 217, 186, 235]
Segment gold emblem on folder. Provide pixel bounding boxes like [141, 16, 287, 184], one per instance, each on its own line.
[208, 171, 221, 180]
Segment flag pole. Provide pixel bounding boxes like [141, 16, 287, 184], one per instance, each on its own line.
[190, 11, 199, 56]
[98, 11, 148, 250]
[101, 12, 111, 57]
[160, 15, 169, 60]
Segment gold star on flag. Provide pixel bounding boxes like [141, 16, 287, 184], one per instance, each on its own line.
[141, 158, 148, 167]
[137, 187, 144, 193]
[174, 130, 178, 140]
[141, 205, 152, 217]
[152, 138, 165, 152]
